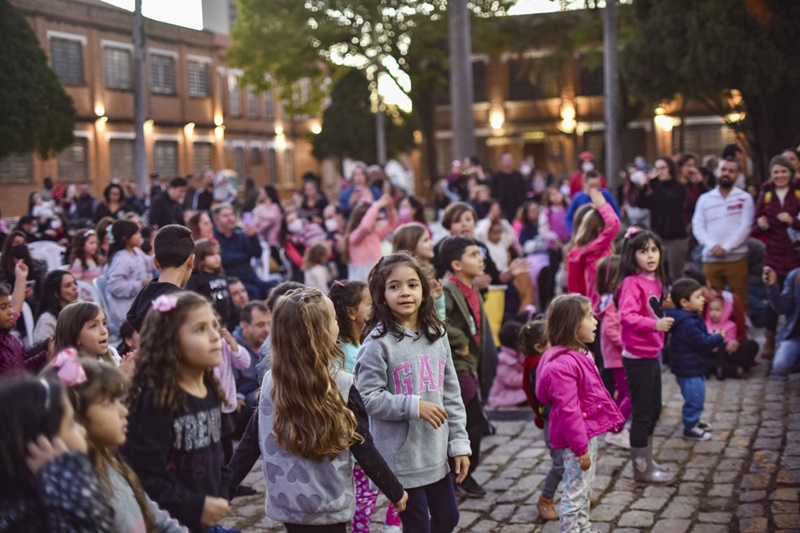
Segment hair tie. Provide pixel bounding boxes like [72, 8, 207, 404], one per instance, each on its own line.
[333, 280, 345, 287]
[152, 294, 178, 313]
[52, 348, 87, 386]
[624, 227, 639, 240]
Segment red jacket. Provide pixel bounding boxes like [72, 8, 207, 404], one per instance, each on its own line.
[753, 180, 800, 276]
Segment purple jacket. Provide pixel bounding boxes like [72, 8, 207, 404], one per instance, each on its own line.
[535, 346, 624, 456]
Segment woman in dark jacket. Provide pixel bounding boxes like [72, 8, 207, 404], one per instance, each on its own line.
[636, 157, 688, 283]
[93, 183, 129, 223]
[754, 155, 800, 358]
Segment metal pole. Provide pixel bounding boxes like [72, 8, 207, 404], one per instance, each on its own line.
[449, 0, 476, 161]
[375, 65, 387, 165]
[133, 0, 148, 198]
[603, 0, 620, 191]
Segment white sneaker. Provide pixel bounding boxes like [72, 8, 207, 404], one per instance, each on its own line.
[383, 526, 402, 533]
[605, 429, 631, 449]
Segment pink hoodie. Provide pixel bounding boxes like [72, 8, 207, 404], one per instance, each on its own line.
[566, 202, 620, 307]
[535, 346, 625, 456]
[618, 272, 665, 359]
[705, 293, 737, 342]
[348, 202, 398, 266]
[596, 294, 623, 369]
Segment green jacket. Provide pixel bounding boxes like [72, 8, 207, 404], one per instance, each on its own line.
[444, 281, 491, 375]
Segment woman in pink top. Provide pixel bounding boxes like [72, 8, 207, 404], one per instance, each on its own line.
[616, 228, 676, 487]
[343, 194, 398, 282]
[536, 294, 624, 532]
[566, 189, 620, 307]
[253, 185, 284, 248]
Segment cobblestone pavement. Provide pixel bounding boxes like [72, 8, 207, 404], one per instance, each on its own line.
[222, 356, 800, 532]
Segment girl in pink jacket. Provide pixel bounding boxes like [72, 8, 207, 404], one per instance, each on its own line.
[488, 321, 527, 408]
[343, 194, 398, 282]
[616, 228, 676, 487]
[595, 255, 631, 450]
[536, 294, 624, 533]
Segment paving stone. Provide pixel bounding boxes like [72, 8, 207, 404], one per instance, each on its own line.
[617, 510, 655, 528]
[770, 487, 800, 501]
[739, 490, 766, 503]
[690, 525, 730, 533]
[630, 496, 667, 511]
[736, 502, 766, 518]
[739, 517, 769, 533]
[697, 511, 732, 523]
[651, 518, 691, 533]
[774, 513, 800, 529]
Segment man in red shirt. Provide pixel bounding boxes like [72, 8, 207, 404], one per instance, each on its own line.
[568, 151, 607, 197]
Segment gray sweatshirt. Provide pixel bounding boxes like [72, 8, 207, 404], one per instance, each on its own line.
[355, 325, 471, 489]
[107, 460, 188, 533]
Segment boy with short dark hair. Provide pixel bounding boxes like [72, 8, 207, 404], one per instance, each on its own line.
[441, 236, 489, 497]
[126, 224, 195, 331]
[665, 278, 726, 441]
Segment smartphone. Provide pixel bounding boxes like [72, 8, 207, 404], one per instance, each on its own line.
[242, 212, 253, 225]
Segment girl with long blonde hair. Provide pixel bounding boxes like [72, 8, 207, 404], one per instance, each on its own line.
[263, 287, 407, 532]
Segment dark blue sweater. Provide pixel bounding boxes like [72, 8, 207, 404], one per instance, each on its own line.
[665, 309, 725, 378]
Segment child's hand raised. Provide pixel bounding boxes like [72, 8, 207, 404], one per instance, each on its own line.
[201, 496, 230, 526]
[453, 455, 470, 484]
[419, 400, 448, 429]
[579, 452, 592, 471]
[14, 261, 29, 280]
[393, 491, 409, 513]
[220, 328, 238, 352]
[655, 317, 674, 332]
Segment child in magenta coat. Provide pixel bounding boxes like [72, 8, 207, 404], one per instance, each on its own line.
[536, 294, 624, 532]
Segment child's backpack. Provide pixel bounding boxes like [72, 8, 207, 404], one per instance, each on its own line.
[521, 354, 551, 429]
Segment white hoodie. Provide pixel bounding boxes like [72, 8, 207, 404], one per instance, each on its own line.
[692, 186, 754, 262]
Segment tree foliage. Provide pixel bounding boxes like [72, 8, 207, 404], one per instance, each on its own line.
[622, 0, 800, 180]
[311, 69, 416, 161]
[0, 0, 75, 160]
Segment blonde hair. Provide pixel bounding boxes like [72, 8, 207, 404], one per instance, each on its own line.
[271, 288, 362, 460]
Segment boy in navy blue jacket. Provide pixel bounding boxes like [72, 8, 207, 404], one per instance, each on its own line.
[666, 278, 726, 441]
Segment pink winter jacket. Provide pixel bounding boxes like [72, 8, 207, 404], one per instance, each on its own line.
[488, 346, 527, 407]
[347, 202, 398, 266]
[535, 346, 625, 456]
[705, 292, 737, 343]
[596, 294, 623, 369]
[618, 272, 665, 359]
[566, 202, 620, 308]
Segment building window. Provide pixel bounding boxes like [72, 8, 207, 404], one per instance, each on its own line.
[263, 91, 275, 120]
[233, 146, 245, 176]
[578, 54, 604, 97]
[153, 140, 178, 178]
[109, 139, 134, 179]
[229, 78, 242, 117]
[57, 138, 89, 181]
[283, 147, 295, 185]
[103, 46, 132, 90]
[188, 61, 210, 97]
[473, 61, 487, 102]
[150, 54, 176, 95]
[267, 148, 278, 184]
[50, 37, 84, 86]
[247, 87, 259, 119]
[193, 142, 213, 175]
[0, 153, 34, 183]
[672, 124, 738, 156]
[507, 58, 559, 101]
[251, 147, 262, 165]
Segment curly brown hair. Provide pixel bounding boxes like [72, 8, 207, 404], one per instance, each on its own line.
[364, 252, 444, 344]
[271, 287, 362, 460]
[129, 291, 226, 413]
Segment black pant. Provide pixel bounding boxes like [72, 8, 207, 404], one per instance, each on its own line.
[766, 274, 786, 331]
[623, 357, 662, 448]
[228, 409, 261, 492]
[285, 523, 345, 533]
[710, 339, 759, 376]
[463, 394, 484, 474]
[401, 474, 460, 533]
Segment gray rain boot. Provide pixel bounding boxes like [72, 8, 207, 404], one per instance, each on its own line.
[648, 436, 668, 472]
[631, 446, 676, 487]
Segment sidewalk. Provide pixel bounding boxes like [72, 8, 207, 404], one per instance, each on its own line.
[222, 357, 800, 532]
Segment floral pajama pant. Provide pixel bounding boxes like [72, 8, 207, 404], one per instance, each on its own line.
[352, 464, 402, 532]
[559, 437, 598, 533]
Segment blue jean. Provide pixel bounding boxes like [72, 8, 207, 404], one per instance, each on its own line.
[542, 422, 565, 500]
[400, 475, 459, 533]
[774, 338, 800, 376]
[676, 376, 705, 429]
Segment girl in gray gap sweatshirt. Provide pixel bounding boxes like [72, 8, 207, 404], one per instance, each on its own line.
[355, 253, 471, 532]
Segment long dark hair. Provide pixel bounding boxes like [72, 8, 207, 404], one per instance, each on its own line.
[364, 252, 444, 343]
[263, 185, 284, 213]
[0, 230, 31, 278]
[617, 229, 668, 295]
[0, 375, 65, 498]
[130, 292, 225, 413]
[106, 219, 139, 266]
[405, 196, 427, 224]
[70, 228, 101, 269]
[328, 280, 367, 345]
[545, 294, 592, 354]
[654, 157, 677, 181]
[37, 270, 76, 320]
